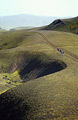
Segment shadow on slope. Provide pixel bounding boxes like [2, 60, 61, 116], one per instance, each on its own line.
[19, 56, 67, 82]
[0, 51, 67, 82]
[0, 92, 29, 120]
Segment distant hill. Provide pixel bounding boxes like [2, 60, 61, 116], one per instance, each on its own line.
[0, 14, 59, 30]
[0, 27, 6, 32]
[43, 16, 78, 34]
[9, 27, 34, 31]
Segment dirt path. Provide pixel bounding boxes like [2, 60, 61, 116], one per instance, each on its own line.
[36, 31, 78, 63]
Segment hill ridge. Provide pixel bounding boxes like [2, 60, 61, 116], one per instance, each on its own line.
[43, 16, 78, 34]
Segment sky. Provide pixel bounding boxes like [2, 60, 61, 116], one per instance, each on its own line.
[0, 0, 78, 17]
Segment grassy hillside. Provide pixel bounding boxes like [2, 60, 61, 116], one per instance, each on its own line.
[0, 30, 66, 90]
[0, 29, 78, 119]
[0, 29, 6, 32]
[43, 16, 78, 34]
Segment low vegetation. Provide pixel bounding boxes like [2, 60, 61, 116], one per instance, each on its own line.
[0, 19, 78, 119]
[43, 16, 78, 34]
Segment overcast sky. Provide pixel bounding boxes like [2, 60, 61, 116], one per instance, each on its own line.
[0, 0, 78, 17]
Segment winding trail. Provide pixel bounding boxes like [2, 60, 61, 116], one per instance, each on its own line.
[36, 31, 78, 63]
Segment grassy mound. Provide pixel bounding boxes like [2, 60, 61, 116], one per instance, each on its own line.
[0, 31, 29, 50]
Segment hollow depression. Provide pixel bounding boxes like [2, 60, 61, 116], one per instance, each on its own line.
[19, 54, 67, 82]
[0, 51, 67, 82]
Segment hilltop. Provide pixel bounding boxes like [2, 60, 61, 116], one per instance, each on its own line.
[43, 16, 78, 34]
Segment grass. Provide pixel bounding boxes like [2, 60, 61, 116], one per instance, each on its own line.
[41, 30, 78, 56]
[0, 31, 28, 50]
[0, 29, 6, 33]
[43, 16, 78, 34]
[0, 29, 78, 119]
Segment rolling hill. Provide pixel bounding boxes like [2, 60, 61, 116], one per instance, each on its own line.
[43, 16, 78, 34]
[0, 19, 78, 120]
[0, 28, 6, 32]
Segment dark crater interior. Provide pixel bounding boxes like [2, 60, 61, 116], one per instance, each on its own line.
[19, 57, 67, 82]
[0, 51, 67, 82]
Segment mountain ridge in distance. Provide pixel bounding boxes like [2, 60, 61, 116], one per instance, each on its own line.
[0, 14, 64, 30]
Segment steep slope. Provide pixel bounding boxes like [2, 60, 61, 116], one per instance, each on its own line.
[43, 16, 78, 34]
